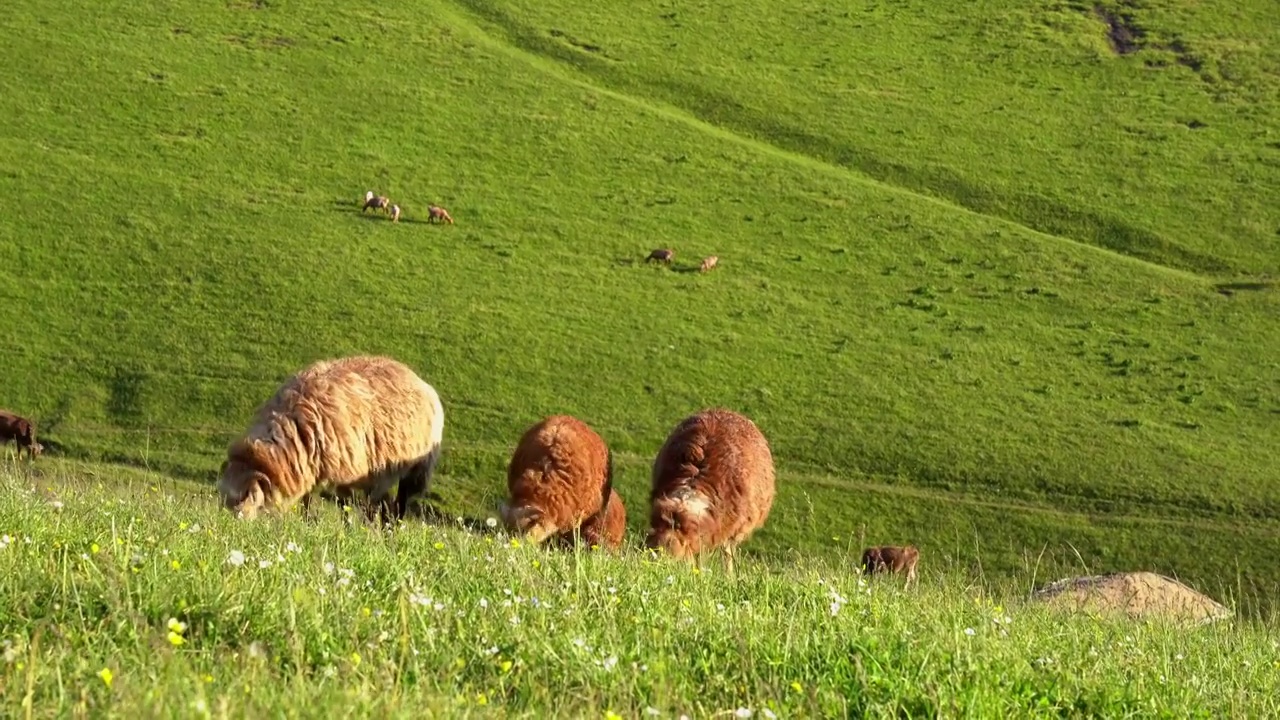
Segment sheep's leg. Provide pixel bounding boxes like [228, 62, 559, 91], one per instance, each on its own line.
[335, 490, 359, 526]
[723, 545, 736, 577]
[394, 456, 434, 521]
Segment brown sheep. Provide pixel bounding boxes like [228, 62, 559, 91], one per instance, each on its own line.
[427, 205, 454, 224]
[0, 410, 42, 461]
[646, 408, 775, 572]
[861, 545, 919, 587]
[699, 255, 719, 273]
[499, 415, 612, 544]
[362, 191, 390, 213]
[551, 488, 626, 551]
[645, 248, 674, 265]
[217, 355, 445, 523]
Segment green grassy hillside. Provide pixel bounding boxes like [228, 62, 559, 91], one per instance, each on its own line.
[1, 0, 1278, 614]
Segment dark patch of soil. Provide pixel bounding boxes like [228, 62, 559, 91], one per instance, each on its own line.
[1214, 281, 1271, 297]
[1094, 5, 1144, 55]
[548, 28, 605, 55]
[1168, 39, 1203, 71]
[1184, 119, 1207, 129]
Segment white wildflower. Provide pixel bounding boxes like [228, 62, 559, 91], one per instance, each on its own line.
[285, 542, 300, 553]
[51, 501, 64, 511]
[323, 562, 335, 575]
[258, 559, 272, 569]
[479, 598, 489, 609]
[645, 708, 661, 717]
[964, 627, 976, 636]
[735, 710, 753, 719]
[602, 655, 618, 672]
[486, 517, 497, 528]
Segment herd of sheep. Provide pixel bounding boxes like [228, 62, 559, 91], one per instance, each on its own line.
[210, 354, 918, 579]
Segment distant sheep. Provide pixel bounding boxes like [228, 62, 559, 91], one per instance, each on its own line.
[390, 204, 402, 223]
[427, 205, 454, 224]
[217, 355, 445, 523]
[699, 255, 719, 273]
[646, 248, 674, 265]
[646, 408, 775, 572]
[363, 191, 390, 213]
[860, 545, 919, 586]
[500, 415, 612, 544]
[552, 488, 626, 551]
[0, 410, 42, 461]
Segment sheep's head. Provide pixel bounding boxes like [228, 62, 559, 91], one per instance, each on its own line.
[217, 454, 274, 519]
[645, 492, 712, 559]
[498, 500, 554, 544]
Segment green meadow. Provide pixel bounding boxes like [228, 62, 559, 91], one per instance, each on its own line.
[0, 0, 1278, 712]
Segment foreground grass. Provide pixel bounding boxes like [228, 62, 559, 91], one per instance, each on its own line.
[1, 0, 1278, 612]
[2, 467, 1278, 718]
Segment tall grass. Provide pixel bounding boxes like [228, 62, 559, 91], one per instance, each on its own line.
[2, 465, 1276, 718]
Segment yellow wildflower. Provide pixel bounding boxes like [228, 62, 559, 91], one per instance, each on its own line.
[90, 543, 100, 554]
[791, 681, 803, 693]
[532, 560, 541, 569]
[605, 712, 623, 720]
[170, 560, 181, 571]
[475, 693, 488, 706]
[167, 631, 185, 647]
[350, 652, 361, 667]
[509, 539, 521, 549]
[98, 668, 114, 688]
[361, 607, 372, 618]
[434, 542, 445, 550]
[500, 660, 513, 673]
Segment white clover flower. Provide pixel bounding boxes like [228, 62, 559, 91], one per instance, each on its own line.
[285, 542, 300, 553]
[964, 627, 976, 636]
[486, 517, 498, 528]
[602, 655, 618, 672]
[323, 562, 335, 575]
[762, 710, 777, 720]
[573, 638, 586, 649]
[645, 708, 661, 717]
[479, 598, 489, 609]
[735, 709, 753, 719]
[258, 559, 272, 569]
[51, 501, 64, 511]
[509, 615, 520, 626]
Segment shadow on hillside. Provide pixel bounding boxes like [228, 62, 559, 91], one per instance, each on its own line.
[1214, 281, 1271, 297]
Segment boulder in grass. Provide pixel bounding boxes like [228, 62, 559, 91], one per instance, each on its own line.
[1031, 571, 1232, 624]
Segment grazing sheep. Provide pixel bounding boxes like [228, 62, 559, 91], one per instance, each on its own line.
[390, 204, 402, 223]
[552, 488, 626, 551]
[500, 415, 613, 544]
[646, 248, 674, 265]
[860, 545, 919, 587]
[427, 205, 454, 224]
[0, 410, 42, 461]
[217, 355, 445, 523]
[646, 408, 775, 572]
[363, 192, 391, 213]
[699, 255, 719, 273]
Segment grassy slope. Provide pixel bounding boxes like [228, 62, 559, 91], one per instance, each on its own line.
[3, 466, 1279, 718]
[0, 0, 1277, 613]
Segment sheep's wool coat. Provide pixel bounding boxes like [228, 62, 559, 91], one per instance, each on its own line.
[502, 415, 612, 542]
[648, 408, 775, 556]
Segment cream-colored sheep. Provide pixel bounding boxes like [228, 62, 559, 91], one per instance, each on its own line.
[217, 355, 444, 522]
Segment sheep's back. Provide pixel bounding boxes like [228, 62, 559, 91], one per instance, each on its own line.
[245, 356, 443, 493]
[507, 415, 610, 529]
[652, 408, 775, 544]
